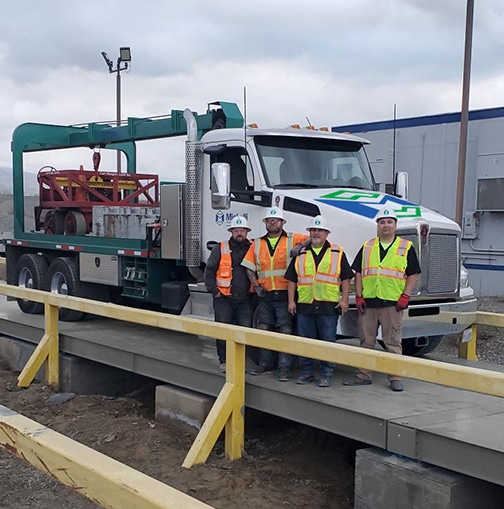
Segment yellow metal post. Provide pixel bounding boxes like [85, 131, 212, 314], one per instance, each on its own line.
[182, 383, 234, 468]
[18, 302, 59, 388]
[182, 337, 246, 467]
[224, 339, 245, 461]
[45, 302, 60, 386]
[459, 323, 478, 361]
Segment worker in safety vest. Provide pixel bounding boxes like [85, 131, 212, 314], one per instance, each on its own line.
[285, 215, 353, 387]
[343, 206, 421, 392]
[241, 206, 308, 376]
[204, 216, 253, 374]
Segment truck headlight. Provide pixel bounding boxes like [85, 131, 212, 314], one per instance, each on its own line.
[460, 263, 469, 289]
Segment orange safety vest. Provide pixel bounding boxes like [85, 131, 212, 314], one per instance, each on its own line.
[242, 232, 308, 291]
[216, 241, 253, 296]
[215, 241, 233, 296]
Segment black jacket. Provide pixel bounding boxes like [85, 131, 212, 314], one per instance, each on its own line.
[204, 237, 252, 301]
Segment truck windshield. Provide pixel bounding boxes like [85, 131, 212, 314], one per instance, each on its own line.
[255, 135, 375, 190]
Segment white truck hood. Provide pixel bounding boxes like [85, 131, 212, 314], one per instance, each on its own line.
[274, 188, 460, 259]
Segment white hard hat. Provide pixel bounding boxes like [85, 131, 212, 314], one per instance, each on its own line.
[263, 206, 286, 223]
[228, 216, 251, 231]
[306, 215, 331, 232]
[375, 206, 398, 222]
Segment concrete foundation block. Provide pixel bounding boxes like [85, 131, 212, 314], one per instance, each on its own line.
[0, 335, 150, 396]
[355, 447, 504, 509]
[155, 384, 214, 433]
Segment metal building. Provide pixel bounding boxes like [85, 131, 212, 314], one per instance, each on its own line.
[333, 107, 504, 297]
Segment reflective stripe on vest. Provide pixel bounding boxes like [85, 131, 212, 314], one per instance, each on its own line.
[216, 241, 232, 296]
[361, 237, 412, 301]
[295, 243, 343, 304]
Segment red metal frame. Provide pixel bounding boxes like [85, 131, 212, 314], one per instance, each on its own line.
[35, 168, 160, 234]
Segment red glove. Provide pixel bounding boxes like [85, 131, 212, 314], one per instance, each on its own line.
[356, 295, 367, 315]
[396, 293, 410, 311]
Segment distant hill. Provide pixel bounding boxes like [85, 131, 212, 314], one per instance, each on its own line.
[0, 194, 38, 234]
[0, 167, 39, 195]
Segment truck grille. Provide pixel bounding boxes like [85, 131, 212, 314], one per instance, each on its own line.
[399, 232, 458, 295]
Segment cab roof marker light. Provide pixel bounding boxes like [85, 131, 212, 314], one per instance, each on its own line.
[305, 125, 316, 130]
[248, 123, 259, 128]
[319, 127, 329, 132]
[290, 124, 301, 129]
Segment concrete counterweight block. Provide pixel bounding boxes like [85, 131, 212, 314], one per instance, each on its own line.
[355, 447, 504, 509]
[155, 384, 214, 434]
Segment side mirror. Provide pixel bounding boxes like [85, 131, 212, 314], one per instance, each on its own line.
[395, 171, 409, 200]
[211, 162, 231, 209]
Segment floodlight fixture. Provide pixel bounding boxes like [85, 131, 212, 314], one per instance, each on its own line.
[119, 47, 131, 63]
[101, 51, 113, 72]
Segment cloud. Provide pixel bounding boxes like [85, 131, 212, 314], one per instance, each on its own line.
[0, 0, 503, 180]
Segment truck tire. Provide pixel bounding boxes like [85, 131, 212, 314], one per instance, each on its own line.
[43, 210, 65, 235]
[48, 257, 86, 321]
[15, 254, 48, 314]
[379, 335, 444, 357]
[64, 210, 87, 236]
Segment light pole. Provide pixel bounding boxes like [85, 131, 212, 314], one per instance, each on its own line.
[101, 47, 132, 173]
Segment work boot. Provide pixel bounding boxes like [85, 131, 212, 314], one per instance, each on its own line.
[318, 376, 332, 388]
[277, 370, 290, 382]
[389, 380, 404, 392]
[296, 374, 315, 385]
[251, 365, 274, 376]
[342, 376, 372, 386]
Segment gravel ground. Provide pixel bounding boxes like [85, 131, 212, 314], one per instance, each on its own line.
[434, 296, 504, 363]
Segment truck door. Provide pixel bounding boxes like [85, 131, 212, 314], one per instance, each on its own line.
[202, 145, 266, 259]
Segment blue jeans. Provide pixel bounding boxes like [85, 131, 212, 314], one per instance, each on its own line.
[255, 300, 293, 369]
[213, 296, 253, 363]
[296, 313, 339, 378]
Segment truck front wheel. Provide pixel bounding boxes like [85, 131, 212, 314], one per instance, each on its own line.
[48, 257, 86, 321]
[15, 254, 48, 314]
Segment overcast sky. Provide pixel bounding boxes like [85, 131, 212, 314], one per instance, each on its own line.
[1, 0, 503, 180]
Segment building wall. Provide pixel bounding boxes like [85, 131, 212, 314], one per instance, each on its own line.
[334, 108, 504, 297]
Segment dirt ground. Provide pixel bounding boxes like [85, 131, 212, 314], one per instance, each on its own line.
[0, 359, 356, 509]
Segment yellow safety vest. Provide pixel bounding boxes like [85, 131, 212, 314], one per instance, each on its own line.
[361, 237, 412, 301]
[295, 243, 343, 304]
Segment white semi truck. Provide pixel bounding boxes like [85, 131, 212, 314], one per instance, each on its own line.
[5, 101, 477, 355]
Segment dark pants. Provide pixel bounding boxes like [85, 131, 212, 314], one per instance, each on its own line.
[213, 296, 253, 363]
[297, 313, 339, 378]
[255, 299, 293, 369]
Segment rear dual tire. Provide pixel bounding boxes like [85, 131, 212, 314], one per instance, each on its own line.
[15, 254, 85, 321]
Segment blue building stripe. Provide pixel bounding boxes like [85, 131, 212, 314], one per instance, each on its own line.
[464, 263, 504, 272]
[333, 106, 504, 134]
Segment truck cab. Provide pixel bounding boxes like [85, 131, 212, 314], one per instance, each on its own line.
[193, 123, 477, 355]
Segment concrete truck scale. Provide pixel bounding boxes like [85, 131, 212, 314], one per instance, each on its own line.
[5, 101, 477, 356]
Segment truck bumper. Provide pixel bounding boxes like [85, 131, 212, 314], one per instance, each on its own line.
[339, 297, 478, 339]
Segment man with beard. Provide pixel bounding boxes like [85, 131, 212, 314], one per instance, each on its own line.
[204, 216, 253, 374]
[241, 207, 308, 379]
[286, 215, 353, 387]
